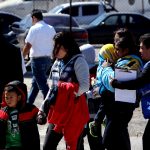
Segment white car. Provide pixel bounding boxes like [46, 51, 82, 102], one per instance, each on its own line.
[0, 0, 51, 18]
[49, 1, 117, 25]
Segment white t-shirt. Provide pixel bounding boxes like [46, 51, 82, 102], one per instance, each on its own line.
[25, 20, 56, 58]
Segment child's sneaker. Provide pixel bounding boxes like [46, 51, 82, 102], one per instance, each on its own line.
[89, 121, 99, 138]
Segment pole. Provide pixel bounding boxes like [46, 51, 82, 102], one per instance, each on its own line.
[141, 0, 144, 14]
[69, 0, 72, 33]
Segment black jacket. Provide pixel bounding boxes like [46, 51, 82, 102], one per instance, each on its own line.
[0, 34, 23, 102]
[0, 81, 40, 150]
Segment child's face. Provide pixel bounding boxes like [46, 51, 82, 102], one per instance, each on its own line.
[139, 42, 150, 61]
[4, 91, 20, 108]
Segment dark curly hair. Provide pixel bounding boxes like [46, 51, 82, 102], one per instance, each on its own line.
[52, 31, 81, 61]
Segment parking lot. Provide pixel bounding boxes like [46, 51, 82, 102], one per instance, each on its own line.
[1, 1, 149, 149]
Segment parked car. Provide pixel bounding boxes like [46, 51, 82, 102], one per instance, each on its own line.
[11, 13, 89, 48]
[0, 11, 21, 44]
[0, 11, 21, 34]
[81, 12, 150, 45]
[48, 1, 117, 25]
[0, 0, 50, 18]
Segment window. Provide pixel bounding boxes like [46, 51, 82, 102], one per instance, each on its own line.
[129, 15, 144, 24]
[43, 16, 78, 27]
[128, 0, 135, 5]
[82, 5, 99, 16]
[104, 15, 118, 25]
[61, 6, 79, 16]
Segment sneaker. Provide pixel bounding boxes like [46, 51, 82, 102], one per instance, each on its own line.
[89, 121, 99, 138]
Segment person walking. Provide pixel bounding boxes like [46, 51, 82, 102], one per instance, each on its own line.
[0, 80, 40, 150]
[0, 21, 23, 103]
[97, 36, 143, 150]
[22, 9, 56, 104]
[111, 33, 150, 150]
[87, 28, 135, 137]
[37, 31, 90, 150]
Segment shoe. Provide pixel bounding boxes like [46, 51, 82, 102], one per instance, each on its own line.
[89, 121, 98, 138]
[102, 118, 107, 127]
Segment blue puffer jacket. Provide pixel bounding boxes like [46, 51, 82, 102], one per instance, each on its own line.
[97, 54, 143, 94]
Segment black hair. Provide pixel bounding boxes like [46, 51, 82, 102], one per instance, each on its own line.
[114, 28, 135, 44]
[114, 28, 136, 54]
[31, 9, 43, 20]
[52, 31, 81, 61]
[139, 33, 150, 49]
[4, 85, 21, 95]
[115, 36, 135, 55]
[4, 80, 27, 102]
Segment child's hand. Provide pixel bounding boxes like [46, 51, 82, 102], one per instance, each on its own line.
[102, 59, 112, 68]
[92, 87, 101, 98]
[36, 111, 47, 125]
[109, 76, 118, 88]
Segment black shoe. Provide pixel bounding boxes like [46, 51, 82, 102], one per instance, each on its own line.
[89, 121, 99, 138]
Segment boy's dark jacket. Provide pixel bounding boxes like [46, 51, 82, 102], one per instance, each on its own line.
[0, 80, 40, 150]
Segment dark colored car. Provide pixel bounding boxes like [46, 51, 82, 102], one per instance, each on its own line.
[81, 12, 150, 45]
[0, 11, 21, 44]
[10, 13, 89, 47]
[0, 11, 21, 34]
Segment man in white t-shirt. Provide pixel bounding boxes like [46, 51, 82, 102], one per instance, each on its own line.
[23, 9, 56, 104]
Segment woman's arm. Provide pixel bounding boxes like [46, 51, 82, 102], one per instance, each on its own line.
[74, 57, 90, 96]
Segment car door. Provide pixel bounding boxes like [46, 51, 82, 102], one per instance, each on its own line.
[0, 13, 21, 34]
[88, 14, 126, 44]
[126, 14, 150, 44]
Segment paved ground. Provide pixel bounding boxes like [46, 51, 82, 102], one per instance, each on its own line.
[24, 72, 147, 150]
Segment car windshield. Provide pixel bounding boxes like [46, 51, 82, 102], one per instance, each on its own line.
[20, 14, 31, 24]
[44, 15, 78, 27]
[89, 13, 107, 26]
[19, 14, 32, 30]
[49, 5, 64, 13]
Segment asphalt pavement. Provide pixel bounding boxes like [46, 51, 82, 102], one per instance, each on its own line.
[24, 71, 145, 150]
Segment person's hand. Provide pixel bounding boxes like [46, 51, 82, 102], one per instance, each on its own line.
[109, 76, 115, 86]
[92, 87, 101, 98]
[91, 77, 96, 87]
[36, 111, 47, 125]
[86, 90, 95, 99]
[102, 59, 112, 68]
[110, 76, 118, 88]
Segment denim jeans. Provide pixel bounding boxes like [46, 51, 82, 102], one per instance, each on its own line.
[28, 56, 52, 104]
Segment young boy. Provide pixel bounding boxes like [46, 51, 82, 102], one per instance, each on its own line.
[0, 80, 40, 150]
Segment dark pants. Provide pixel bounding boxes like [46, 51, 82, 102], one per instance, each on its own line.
[43, 123, 84, 150]
[143, 119, 150, 150]
[102, 109, 133, 150]
[99, 90, 135, 150]
[28, 57, 52, 104]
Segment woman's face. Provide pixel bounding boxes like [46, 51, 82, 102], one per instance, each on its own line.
[56, 45, 67, 59]
[114, 45, 129, 58]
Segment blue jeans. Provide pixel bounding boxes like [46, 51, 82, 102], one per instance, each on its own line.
[28, 57, 52, 104]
